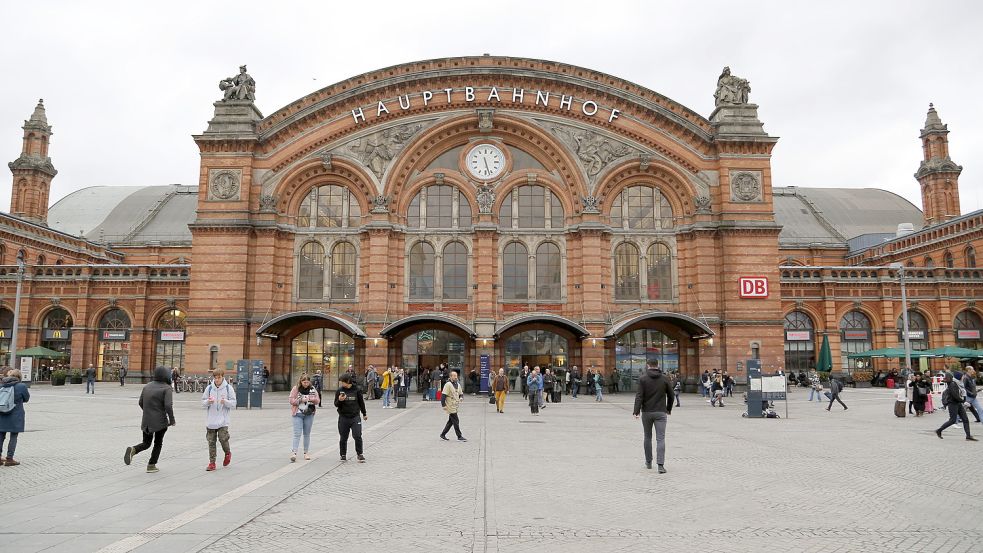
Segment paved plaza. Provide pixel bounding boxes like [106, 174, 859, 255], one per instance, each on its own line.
[1, 383, 981, 553]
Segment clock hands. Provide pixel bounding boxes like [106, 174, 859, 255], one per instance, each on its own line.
[483, 158, 490, 174]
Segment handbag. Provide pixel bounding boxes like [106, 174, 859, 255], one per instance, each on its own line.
[489, 394, 496, 404]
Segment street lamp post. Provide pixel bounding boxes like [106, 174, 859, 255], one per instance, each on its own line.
[891, 263, 913, 375]
[10, 250, 26, 371]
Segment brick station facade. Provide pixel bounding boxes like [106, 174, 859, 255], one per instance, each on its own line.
[1, 57, 981, 390]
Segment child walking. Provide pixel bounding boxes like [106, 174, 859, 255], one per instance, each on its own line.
[202, 368, 237, 471]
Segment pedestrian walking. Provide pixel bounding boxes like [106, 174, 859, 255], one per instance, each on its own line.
[381, 366, 393, 408]
[334, 373, 367, 462]
[312, 370, 323, 396]
[571, 365, 581, 398]
[520, 365, 530, 399]
[543, 368, 555, 404]
[908, 371, 930, 416]
[961, 367, 982, 423]
[673, 379, 682, 407]
[825, 377, 848, 411]
[171, 367, 181, 393]
[700, 370, 711, 398]
[289, 374, 320, 461]
[527, 367, 541, 415]
[85, 363, 96, 394]
[633, 360, 673, 473]
[439, 370, 467, 441]
[262, 365, 270, 389]
[365, 365, 379, 400]
[936, 371, 977, 441]
[469, 368, 479, 396]
[0, 369, 30, 466]
[123, 366, 176, 473]
[807, 370, 824, 402]
[201, 368, 236, 471]
[710, 375, 726, 407]
[536, 366, 546, 409]
[724, 373, 735, 397]
[119, 366, 127, 386]
[594, 371, 604, 402]
[492, 368, 509, 413]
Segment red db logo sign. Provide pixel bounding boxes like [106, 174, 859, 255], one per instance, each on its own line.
[739, 277, 769, 298]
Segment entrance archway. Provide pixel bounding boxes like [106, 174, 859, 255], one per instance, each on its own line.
[605, 311, 713, 390]
[256, 311, 366, 391]
[381, 316, 475, 394]
[495, 317, 586, 391]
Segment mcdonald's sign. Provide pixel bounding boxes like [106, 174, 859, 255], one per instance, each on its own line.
[0, 329, 9, 339]
[43, 329, 71, 340]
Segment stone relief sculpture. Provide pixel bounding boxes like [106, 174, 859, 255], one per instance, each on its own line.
[371, 194, 390, 214]
[694, 195, 712, 213]
[259, 194, 277, 212]
[346, 123, 423, 179]
[550, 124, 634, 182]
[714, 66, 751, 106]
[730, 172, 762, 202]
[476, 185, 495, 214]
[581, 195, 601, 214]
[219, 65, 256, 102]
[209, 169, 241, 200]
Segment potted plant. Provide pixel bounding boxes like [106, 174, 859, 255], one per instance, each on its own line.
[69, 368, 83, 384]
[51, 370, 67, 386]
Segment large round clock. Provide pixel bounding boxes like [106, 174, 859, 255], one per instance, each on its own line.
[465, 143, 505, 180]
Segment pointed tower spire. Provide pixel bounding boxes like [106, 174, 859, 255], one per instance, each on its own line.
[914, 103, 962, 226]
[8, 99, 57, 225]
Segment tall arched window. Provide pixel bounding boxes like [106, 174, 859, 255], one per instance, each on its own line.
[898, 310, 929, 350]
[966, 246, 977, 268]
[297, 185, 361, 228]
[409, 242, 435, 299]
[615, 243, 640, 300]
[610, 186, 673, 229]
[41, 307, 73, 359]
[924, 256, 934, 268]
[646, 243, 671, 300]
[503, 242, 528, 300]
[330, 242, 357, 299]
[0, 307, 13, 366]
[784, 311, 815, 371]
[98, 308, 132, 379]
[36, 254, 45, 265]
[499, 185, 563, 229]
[406, 185, 472, 229]
[442, 242, 468, 300]
[943, 251, 954, 268]
[154, 308, 186, 372]
[536, 242, 562, 301]
[298, 242, 324, 300]
[839, 310, 872, 369]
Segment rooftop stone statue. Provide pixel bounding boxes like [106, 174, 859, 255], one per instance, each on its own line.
[220, 65, 256, 102]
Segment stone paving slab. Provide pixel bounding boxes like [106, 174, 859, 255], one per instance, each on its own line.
[1, 383, 980, 552]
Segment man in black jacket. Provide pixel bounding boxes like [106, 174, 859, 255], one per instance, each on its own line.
[936, 371, 977, 441]
[633, 360, 673, 473]
[124, 366, 176, 473]
[335, 373, 368, 462]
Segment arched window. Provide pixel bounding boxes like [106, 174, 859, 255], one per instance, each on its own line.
[409, 242, 435, 299]
[499, 185, 563, 229]
[442, 242, 468, 300]
[966, 246, 977, 268]
[330, 242, 357, 299]
[955, 310, 983, 349]
[0, 307, 13, 366]
[406, 185, 472, 229]
[503, 242, 528, 300]
[897, 310, 929, 350]
[98, 308, 131, 379]
[99, 308, 131, 330]
[298, 242, 324, 300]
[297, 185, 361, 228]
[943, 251, 954, 268]
[839, 311, 872, 369]
[784, 311, 815, 371]
[646, 243, 671, 300]
[0, 244, 5, 264]
[610, 186, 673, 230]
[924, 256, 934, 268]
[615, 243, 640, 300]
[536, 242, 562, 301]
[154, 309, 186, 372]
[37, 254, 45, 266]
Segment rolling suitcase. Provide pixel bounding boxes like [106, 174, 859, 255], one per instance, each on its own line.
[894, 400, 906, 418]
[397, 394, 407, 409]
[553, 390, 561, 403]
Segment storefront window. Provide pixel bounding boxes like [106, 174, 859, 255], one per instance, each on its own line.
[614, 329, 678, 392]
[954, 310, 982, 350]
[98, 308, 131, 381]
[291, 328, 355, 390]
[897, 310, 929, 350]
[154, 309, 186, 374]
[41, 307, 73, 361]
[784, 311, 815, 372]
[839, 311, 872, 369]
[402, 329, 466, 390]
[503, 330, 568, 381]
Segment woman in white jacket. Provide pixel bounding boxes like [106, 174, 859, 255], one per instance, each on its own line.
[202, 368, 237, 471]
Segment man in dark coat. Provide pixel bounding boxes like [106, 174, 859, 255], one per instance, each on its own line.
[124, 366, 176, 472]
[936, 371, 977, 441]
[0, 369, 31, 466]
[633, 360, 673, 473]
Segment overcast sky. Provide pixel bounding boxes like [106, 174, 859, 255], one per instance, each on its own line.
[1, 1, 981, 215]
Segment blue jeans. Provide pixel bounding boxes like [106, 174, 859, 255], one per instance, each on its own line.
[86, 379, 95, 394]
[382, 387, 392, 407]
[572, 382, 579, 397]
[292, 413, 314, 453]
[595, 386, 603, 401]
[808, 387, 824, 401]
[429, 387, 437, 401]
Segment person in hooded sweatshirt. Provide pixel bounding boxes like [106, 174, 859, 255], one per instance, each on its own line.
[633, 359, 673, 473]
[0, 368, 30, 466]
[334, 372, 368, 462]
[202, 368, 237, 471]
[124, 366, 176, 473]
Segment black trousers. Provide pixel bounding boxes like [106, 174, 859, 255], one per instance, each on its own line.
[938, 403, 971, 437]
[133, 428, 167, 464]
[827, 394, 847, 410]
[338, 415, 363, 456]
[441, 413, 463, 439]
[529, 392, 539, 414]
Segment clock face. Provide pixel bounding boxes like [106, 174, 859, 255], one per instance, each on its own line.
[466, 144, 505, 180]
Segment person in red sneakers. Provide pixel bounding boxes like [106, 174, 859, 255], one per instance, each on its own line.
[202, 368, 237, 471]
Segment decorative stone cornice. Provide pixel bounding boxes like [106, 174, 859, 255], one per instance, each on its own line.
[8, 154, 57, 177]
[915, 156, 962, 179]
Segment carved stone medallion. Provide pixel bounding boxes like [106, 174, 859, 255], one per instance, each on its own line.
[581, 195, 601, 214]
[694, 195, 712, 213]
[259, 194, 277, 212]
[476, 185, 495, 214]
[371, 195, 390, 214]
[208, 169, 242, 201]
[730, 171, 762, 202]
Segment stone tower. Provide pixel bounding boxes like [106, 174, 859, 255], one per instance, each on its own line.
[915, 103, 962, 226]
[7, 99, 57, 224]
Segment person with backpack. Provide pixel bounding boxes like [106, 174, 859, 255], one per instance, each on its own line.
[594, 370, 604, 402]
[961, 367, 982, 423]
[123, 366, 176, 473]
[201, 368, 236, 471]
[936, 371, 977, 441]
[334, 372, 367, 462]
[0, 368, 30, 466]
[825, 377, 848, 411]
[908, 372, 930, 416]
